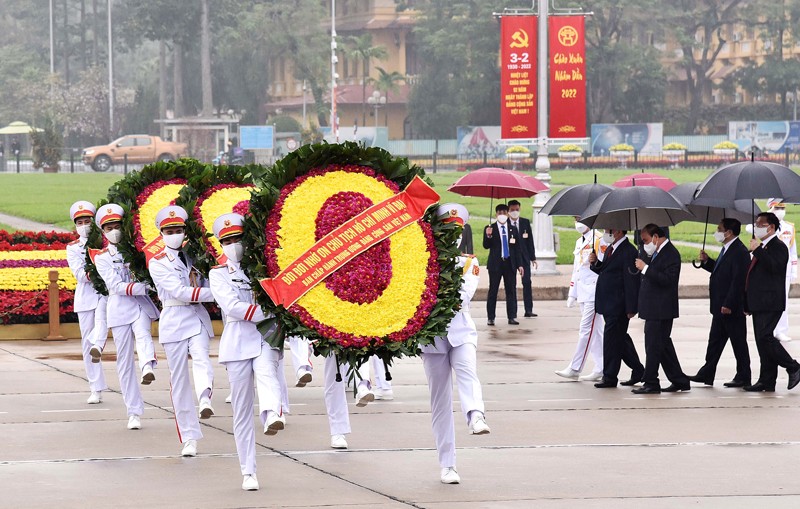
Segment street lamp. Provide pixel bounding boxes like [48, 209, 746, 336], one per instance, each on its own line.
[367, 90, 386, 130]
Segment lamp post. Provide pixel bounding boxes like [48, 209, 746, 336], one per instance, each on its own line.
[367, 90, 386, 130]
[330, 0, 338, 141]
[302, 79, 308, 128]
[108, 0, 114, 137]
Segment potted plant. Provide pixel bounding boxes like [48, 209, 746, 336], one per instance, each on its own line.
[30, 121, 63, 173]
[557, 144, 583, 169]
[712, 140, 738, 161]
[505, 145, 531, 170]
[662, 142, 687, 168]
[609, 143, 634, 168]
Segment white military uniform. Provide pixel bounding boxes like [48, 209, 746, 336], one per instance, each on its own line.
[370, 355, 393, 394]
[421, 253, 486, 469]
[150, 244, 215, 444]
[323, 357, 371, 437]
[210, 258, 283, 476]
[775, 218, 797, 338]
[94, 206, 159, 419]
[565, 229, 605, 375]
[66, 201, 107, 396]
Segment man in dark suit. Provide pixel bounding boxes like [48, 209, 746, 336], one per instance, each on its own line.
[632, 224, 690, 394]
[508, 200, 538, 317]
[483, 204, 525, 326]
[458, 223, 474, 255]
[690, 218, 751, 387]
[589, 229, 644, 388]
[744, 212, 800, 392]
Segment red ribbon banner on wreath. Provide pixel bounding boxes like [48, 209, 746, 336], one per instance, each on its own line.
[259, 176, 440, 308]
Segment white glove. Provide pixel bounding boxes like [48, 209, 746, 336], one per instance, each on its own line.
[566, 297, 576, 308]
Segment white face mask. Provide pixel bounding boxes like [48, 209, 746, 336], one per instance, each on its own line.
[509, 210, 521, 220]
[713, 231, 727, 243]
[602, 232, 615, 244]
[162, 232, 185, 250]
[754, 225, 770, 240]
[496, 214, 508, 224]
[76, 224, 91, 238]
[104, 229, 122, 244]
[643, 241, 657, 256]
[575, 222, 589, 234]
[222, 242, 244, 263]
[774, 209, 786, 221]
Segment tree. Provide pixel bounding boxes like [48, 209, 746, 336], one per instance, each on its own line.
[200, 0, 214, 115]
[344, 34, 388, 126]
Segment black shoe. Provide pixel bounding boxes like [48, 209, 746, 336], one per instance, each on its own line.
[594, 379, 617, 388]
[631, 385, 661, 394]
[788, 365, 800, 390]
[744, 382, 776, 392]
[662, 383, 691, 393]
[620, 377, 643, 387]
[723, 380, 749, 388]
[508, 319, 519, 325]
[688, 375, 713, 386]
[487, 319, 495, 326]
[524, 313, 537, 318]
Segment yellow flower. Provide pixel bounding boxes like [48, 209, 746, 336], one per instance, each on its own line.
[0, 267, 76, 291]
[138, 183, 185, 246]
[198, 186, 253, 256]
[0, 250, 66, 261]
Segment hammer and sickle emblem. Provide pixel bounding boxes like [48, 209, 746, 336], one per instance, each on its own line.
[510, 29, 529, 49]
[558, 26, 579, 47]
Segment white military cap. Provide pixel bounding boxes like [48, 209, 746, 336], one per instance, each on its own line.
[767, 198, 786, 209]
[96, 204, 124, 227]
[212, 213, 245, 240]
[70, 200, 96, 221]
[154, 205, 188, 230]
[436, 203, 469, 226]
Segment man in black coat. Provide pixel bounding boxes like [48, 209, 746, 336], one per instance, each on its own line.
[483, 204, 525, 326]
[690, 218, 751, 387]
[589, 229, 644, 388]
[631, 224, 690, 394]
[508, 200, 538, 317]
[744, 212, 800, 392]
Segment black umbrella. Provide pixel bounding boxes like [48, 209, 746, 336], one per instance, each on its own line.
[579, 186, 691, 231]
[540, 174, 613, 216]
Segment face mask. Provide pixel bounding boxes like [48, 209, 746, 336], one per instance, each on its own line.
[104, 229, 122, 244]
[602, 232, 614, 244]
[222, 242, 244, 263]
[496, 214, 508, 224]
[643, 241, 657, 256]
[774, 209, 786, 221]
[713, 231, 726, 243]
[754, 225, 770, 240]
[76, 224, 91, 238]
[575, 222, 589, 234]
[509, 210, 521, 220]
[162, 232, 185, 250]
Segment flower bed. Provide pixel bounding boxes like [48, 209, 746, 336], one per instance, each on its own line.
[0, 230, 78, 324]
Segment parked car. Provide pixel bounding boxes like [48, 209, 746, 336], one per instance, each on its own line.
[82, 135, 188, 172]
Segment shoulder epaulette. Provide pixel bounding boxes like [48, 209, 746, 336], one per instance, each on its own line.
[68, 239, 81, 246]
[98, 248, 108, 254]
[211, 264, 226, 269]
[464, 253, 476, 258]
[154, 252, 167, 260]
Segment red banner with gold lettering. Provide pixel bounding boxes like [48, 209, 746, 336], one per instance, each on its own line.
[259, 177, 440, 309]
[500, 16, 537, 139]
[549, 16, 586, 138]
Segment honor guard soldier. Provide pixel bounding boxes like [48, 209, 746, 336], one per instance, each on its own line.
[421, 203, 490, 485]
[209, 213, 285, 491]
[768, 199, 797, 342]
[93, 204, 160, 430]
[67, 201, 108, 405]
[149, 205, 216, 457]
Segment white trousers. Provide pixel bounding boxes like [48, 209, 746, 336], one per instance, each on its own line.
[90, 295, 109, 350]
[109, 323, 144, 417]
[287, 336, 312, 373]
[323, 356, 370, 436]
[77, 309, 107, 393]
[370, 356, 392, 390]
[276, 355, 290, 414]
[568, 301, 604, 373]
[131, 311, 157, 373]
[422, 341, 486, 469]
[775, 275, 792, 337]
[225, 344, 283, 476]
[162, 331, 213, 443]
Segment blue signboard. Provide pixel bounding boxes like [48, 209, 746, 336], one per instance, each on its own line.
[240, 126, 274, 150]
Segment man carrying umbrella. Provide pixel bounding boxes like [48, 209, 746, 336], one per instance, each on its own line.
[744, 212, 800, 392]
[483, 204, 525, 326]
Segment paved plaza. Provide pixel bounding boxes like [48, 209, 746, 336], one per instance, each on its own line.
[2, 294, 800, 508]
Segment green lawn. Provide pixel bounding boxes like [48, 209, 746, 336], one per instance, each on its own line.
[0, 223, 15, 232]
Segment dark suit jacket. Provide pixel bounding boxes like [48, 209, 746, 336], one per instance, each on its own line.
[638, 240, 681, 320]
[700, 238, 749, 315]
[591, 237, 640, 316]
[458, 223, 474, 255]
[483, 222, 524, 272]
[745, 235, 789, 313]
[510, 218, 536, 262]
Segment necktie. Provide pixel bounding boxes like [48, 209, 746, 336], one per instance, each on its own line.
[651, 250, 658, 261]
[178, 251, 187, 267]
[501, 225, 509, 259]
[605, 245, 614, 260]
[745, 256, 758, 290]
[713, 246, 726, 273]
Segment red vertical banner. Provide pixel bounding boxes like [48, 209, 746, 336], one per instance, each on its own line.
[500, 16, 537, 139]
[549, 16, 587, 138]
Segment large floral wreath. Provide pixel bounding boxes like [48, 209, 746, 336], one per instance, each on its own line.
[176, 164, 259, 275]
[242, 142, 462, 369]
[84, 199, 110, 296]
